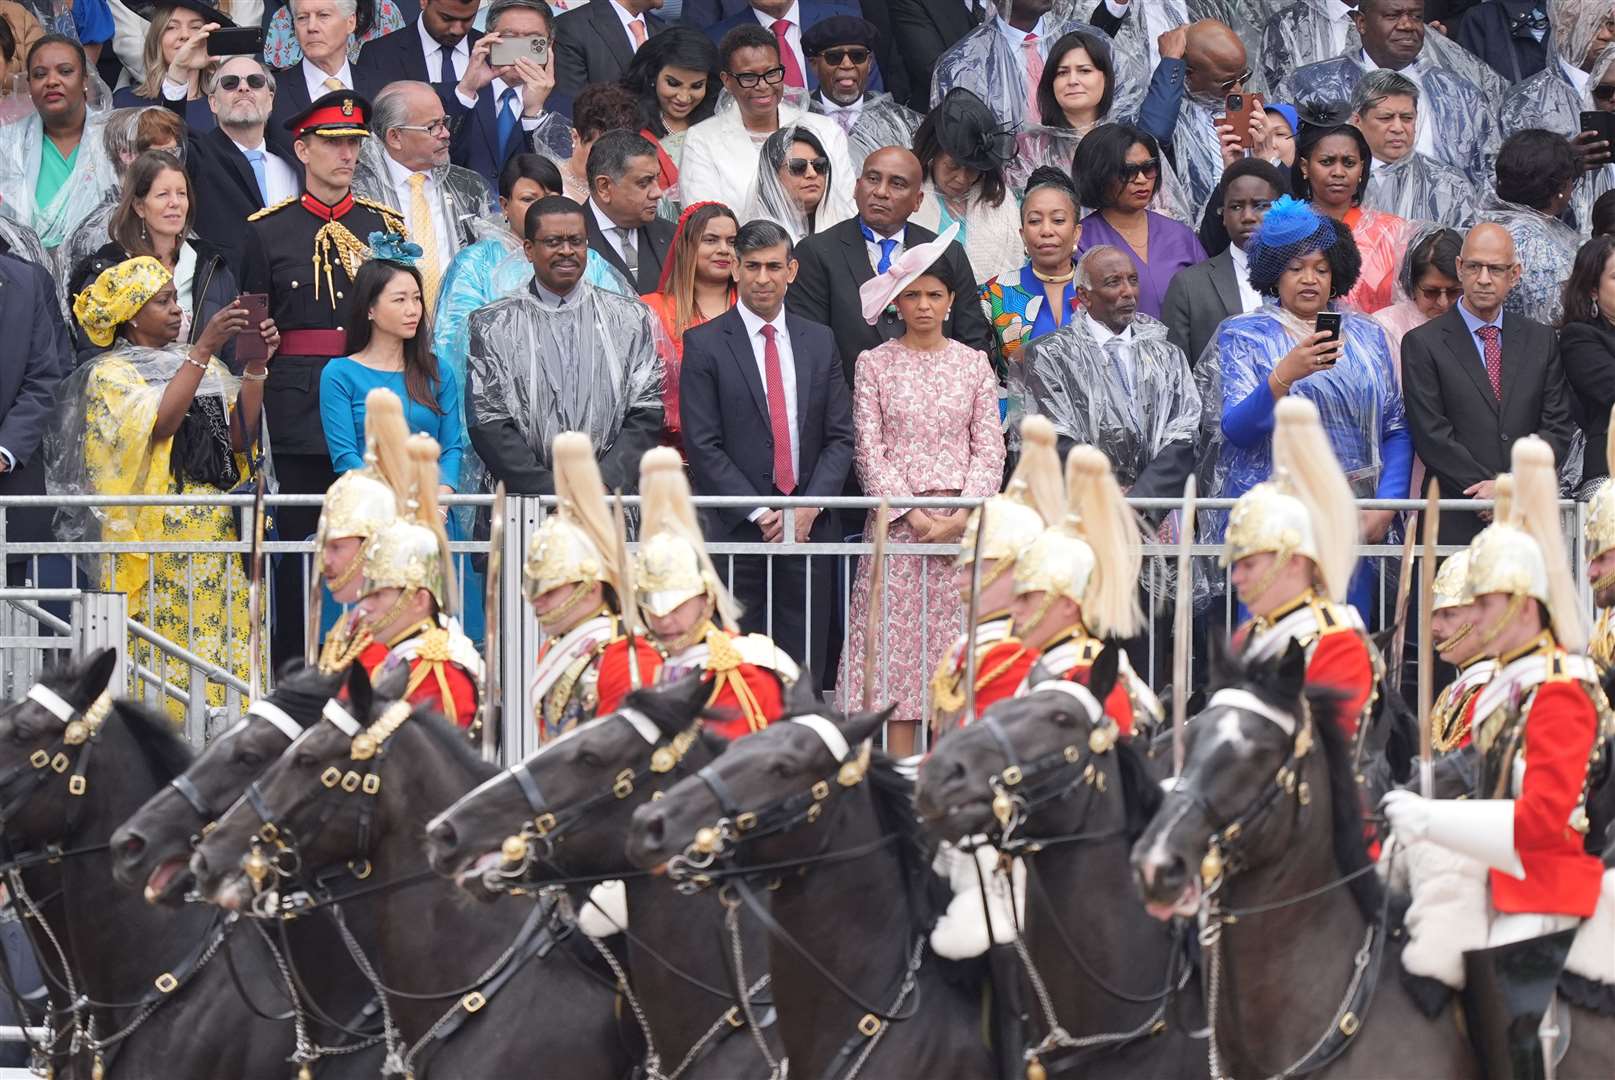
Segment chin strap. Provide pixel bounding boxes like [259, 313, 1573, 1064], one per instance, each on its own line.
[1435, 619, 1474, 657]
[1474, 594, 1528, 656]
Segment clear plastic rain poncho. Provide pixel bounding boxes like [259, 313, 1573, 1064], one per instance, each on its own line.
[1570, 45, 1615, 235]
[0, 105, 117, 255]
[1098, 0, 1189, 96]
[1474, 190, 1582, 326]
[463, 279, 666, 496]
[933, 6, 1149, 131]
[744, 126, 855, 244]
[1172, 92, 1239, 225]
[351, 136, 497, 255]
[1201, 0, 1279, 70]
[810, 92, 922, 174]
[56, 107, 162, 292]
[1256, 0, 1361, 94]
[1012, 122, 1197, 222]
[1362, 150, 1476, 229]
[1498, 0, 1615, 138]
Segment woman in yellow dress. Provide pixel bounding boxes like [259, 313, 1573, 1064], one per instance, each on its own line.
[50, 255, 280, 718]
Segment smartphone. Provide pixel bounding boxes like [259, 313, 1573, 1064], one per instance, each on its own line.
[489, 35, 549, 69]
[1220, 92, 1262, 150]
[1314, 311, 1343, 360]
[207, 27, 266, 57]
[1582, 111, 1615, 147]
[235, 293, 270, 366]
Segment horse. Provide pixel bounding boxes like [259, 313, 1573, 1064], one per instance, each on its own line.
[0, 649, 295, 1078]
[625, 701, 996, 1080]
[915, 643, 1209, 1080]
[425, 672, 785, 1078]
[187, 661, 636, 1079]
[1131, 639, 1477, 1078]
[108, 662, 385, 1076]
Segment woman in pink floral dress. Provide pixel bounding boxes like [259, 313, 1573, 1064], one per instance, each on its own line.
[841, 224, 1005, 754]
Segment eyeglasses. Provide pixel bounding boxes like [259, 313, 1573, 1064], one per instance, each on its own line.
[1218, 68, 1253, 94]
[1594, 84, 1615, 102]
[1120, 158, 1160, 182]
[727, 66, 786, 88]
[1459, 259, 1517, 277]
[218, 73, 267, 91]
[394, 117, 455, 137]
[784, 156, 828, 176]
[817, 47, 869, 67]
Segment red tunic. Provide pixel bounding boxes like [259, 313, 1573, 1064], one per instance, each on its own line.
[1031, 634, 1157, 737]
[702, 666, 786, 741]
[659, 628, 798, 741]
[1304, 628, 1375, 739]
[1235, 593, 1377, 738]
[355, 631, 480, 729]
[595, 638, 667, 716]
[975, 640, 1039, 719]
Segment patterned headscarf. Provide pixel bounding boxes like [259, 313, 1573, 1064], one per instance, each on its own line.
[72, 256, 173, 347]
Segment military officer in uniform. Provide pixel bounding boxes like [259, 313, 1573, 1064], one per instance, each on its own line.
[1384, 436, 1612, 1080]
[350, 435, 483, 730]
[1429, 546, 1497, 755]
[525, 431, 662, 741]
[1224, 397, 1382, 740]
[242, 88, 407, 666]
[927, 415, 1065, 734]
[1011, 444, 1162, 737]
[635, 446, 799, 740]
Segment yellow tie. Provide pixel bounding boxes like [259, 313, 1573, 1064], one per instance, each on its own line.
[323, 77, 344, 92]
[407, 172, 442, 309]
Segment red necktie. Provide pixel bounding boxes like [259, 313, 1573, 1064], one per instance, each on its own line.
[1023, 33, 1044, 118]
[761, 324, 796, 494]
[774, 19, 805, 89]
[1477, 324, 1502, 401]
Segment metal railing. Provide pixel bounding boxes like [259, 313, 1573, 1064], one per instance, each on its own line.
[1, 493, 1591, 761]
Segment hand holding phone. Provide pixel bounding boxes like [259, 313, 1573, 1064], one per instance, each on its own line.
[207, 27, 266, 57]
[1314, 312, 1343, 364]
[489, 35, 549, 69]
[235, 293, 270, 366]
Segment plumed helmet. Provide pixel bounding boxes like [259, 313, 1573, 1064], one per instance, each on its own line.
[360, 435, 455, 612]
[957, 415, 1065, 569]
[1432, 549, 1474, 612]
[634, 448, 740, 626]
[522, 432, 618, 602]
[1585, 404, 1615, 561]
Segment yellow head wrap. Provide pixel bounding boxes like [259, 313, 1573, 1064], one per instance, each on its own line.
[72, 256, 173, 347]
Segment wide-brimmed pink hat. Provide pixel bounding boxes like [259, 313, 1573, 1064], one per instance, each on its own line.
[858, 221, 961, 324]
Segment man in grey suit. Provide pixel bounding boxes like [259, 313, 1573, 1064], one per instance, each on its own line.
[1402, 222, 1579, 546]
[1160, 158, 1288, 368]
[553, 0, 666, 97]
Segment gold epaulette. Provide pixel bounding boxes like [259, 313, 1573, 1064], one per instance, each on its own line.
[247, 196, 298, 222]
[353, 196, 407, 233]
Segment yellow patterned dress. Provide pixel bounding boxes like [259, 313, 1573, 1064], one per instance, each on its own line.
[81, 353, 259, 719]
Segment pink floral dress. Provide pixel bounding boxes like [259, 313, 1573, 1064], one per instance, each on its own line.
[841, 338, 1005, 722]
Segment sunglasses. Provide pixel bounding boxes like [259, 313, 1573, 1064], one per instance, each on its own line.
[728, 66, 786, 88]
[1120, 158, 1160, 182]
[1594, 84, 1615, 102]
[1218, 68, 1253, 93]
[784, 156, 829, 177]
[817, 47, 869, 66]
[218, 73, 268, 91]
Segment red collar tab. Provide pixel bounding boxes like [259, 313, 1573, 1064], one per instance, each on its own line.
[301, 192, 355, 221]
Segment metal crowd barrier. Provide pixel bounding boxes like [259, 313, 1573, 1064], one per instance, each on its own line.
[0, 494, 1590, 761]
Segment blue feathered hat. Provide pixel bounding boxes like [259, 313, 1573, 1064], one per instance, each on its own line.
[368, 231, 423, 266]
[1244, 196, 1338, 291]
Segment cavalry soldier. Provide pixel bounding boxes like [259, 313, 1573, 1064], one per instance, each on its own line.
[1010, 444, 1162, 736]
[313, 388, 411, 671]
[1429, 547, 1499, 754]
[1224, 397, 1381, 738]
[243, 89, 408, 665]
[928, 415, 1066, 733]
[635, 446, 799, 739]
[526, 432, 662, 741]
[349, 434, 483, 729]
[1586, 404, 1615, 670]
[1384, 436, 1612, 1079]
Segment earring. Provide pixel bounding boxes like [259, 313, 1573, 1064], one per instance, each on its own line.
[141, 219, 148, 241]
[1595, 297, 1601, 319]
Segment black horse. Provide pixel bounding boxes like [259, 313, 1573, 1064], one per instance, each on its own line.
[625, 702, 995, 1079]
[189, 662, 635, 1079]
[426, 673, 785, 1078]
[916, 645, 1209, 1080]
[0, 649, 295, 1077]
[108, 663, 385, 1077]
[1131, 640, 1477, 1078]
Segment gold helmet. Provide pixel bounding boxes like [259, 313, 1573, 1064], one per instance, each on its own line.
[1586, 403, 1615, 561]
[522, 432, 619, 607]
[1013, 445, 1143, 638]
[958, 415, 1066, 578]
[360, 435, 456, 613]
[1432, 549, 1474, 611]
[316, 389, 411, 587]
[635, 447, 740, 626]
[1221, 398, 1358, 602]
[1466, 439, 1584, 652]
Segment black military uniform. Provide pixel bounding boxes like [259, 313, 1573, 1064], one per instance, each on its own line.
[241, 90, 405, 664]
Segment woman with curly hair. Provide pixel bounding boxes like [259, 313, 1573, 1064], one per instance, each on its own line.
[1202, 195, 1411, 616]
[1292, 119, 1409, 315]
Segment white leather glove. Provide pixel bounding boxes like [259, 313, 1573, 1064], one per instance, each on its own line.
[1382, 791, 1524, 878]
[1380, 789, 1432, 840]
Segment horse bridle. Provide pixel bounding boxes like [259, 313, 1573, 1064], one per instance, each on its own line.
[0, 683, 114, 836]
[164, 699, 307, 834]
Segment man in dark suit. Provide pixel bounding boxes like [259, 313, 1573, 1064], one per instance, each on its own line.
[788, 145, 993, 386]
[706, 0, 886, 94]
[0, 248, 72, 588]
[583, 129, 675, 293]
[354, 0, 484, 92]
[265, 0, 383, 159]
[178, 55, 304, 273]
[553, 0, 666, 97]
[887, 0, 982, 110]
[1402, 222, 1579, 545]
[1160, 158, 1287, 367]
[445, 0, 571, 186]
[681, 218, 855, 678]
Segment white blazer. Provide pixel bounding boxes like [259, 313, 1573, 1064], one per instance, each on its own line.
[679, 100, 855, 219]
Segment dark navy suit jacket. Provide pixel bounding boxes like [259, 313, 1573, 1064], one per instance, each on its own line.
[0, 251, 72, 550]
[445, 84, 575, 187]
[704, 1, 885, 93]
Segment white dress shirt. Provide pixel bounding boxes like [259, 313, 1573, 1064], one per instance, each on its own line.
[815, 93, 864, 131]
[1561, 56, 1591, 96]
[1324, 0, 1355, 58]
[419, 18, 470, 82]
[1228, 243, 1263, 316]
[587, 197, 636, 265]
[995, 11, 1050, 49]
[1084, 310, 1137, 394]
[228, 133, 299, 205]
[862, 221, 904, 274]
[753, 1, 805, 81]
[456, 77, 545, 130]
[736, 301, 800, 514]
[532, 277, 583, 308]
[382, 150, 455, 269]
[609, 0, 650, 51]
[1359, 51, 1435, 159]
[302, 57, 356, 100]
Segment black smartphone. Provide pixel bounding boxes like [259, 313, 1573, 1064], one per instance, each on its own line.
[207, 27, 267, 57]
[1314, 311, 1343, 360]
[1582, 111, 1615, 147]
[1225, 93, 1244, 115]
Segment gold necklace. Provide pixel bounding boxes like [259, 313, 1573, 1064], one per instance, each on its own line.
[1031, 265, 1075, 284]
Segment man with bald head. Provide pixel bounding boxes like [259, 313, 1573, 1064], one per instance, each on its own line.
[1161, 19, 1253, 219]
[1401, 222, 1578, 545]
[787, 145, 994, 386]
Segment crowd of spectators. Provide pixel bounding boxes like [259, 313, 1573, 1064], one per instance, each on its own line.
[6, 0, 1615, 716]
